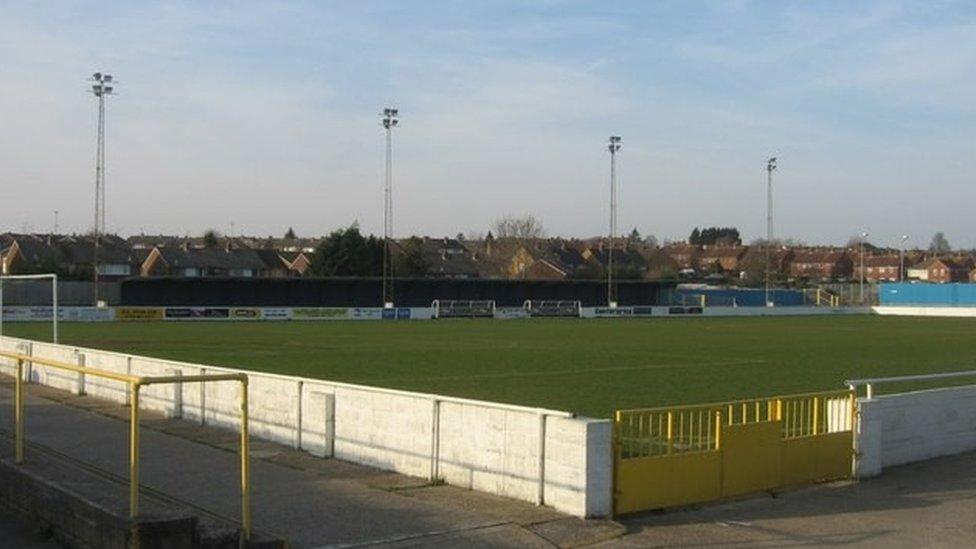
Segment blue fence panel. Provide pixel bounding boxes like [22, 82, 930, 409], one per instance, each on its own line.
[879, 282, 976, 306]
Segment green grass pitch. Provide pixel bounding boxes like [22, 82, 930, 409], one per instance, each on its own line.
[5, 316, 975, 418]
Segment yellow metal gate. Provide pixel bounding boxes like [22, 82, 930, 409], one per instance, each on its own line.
[613, 390, 855, 515]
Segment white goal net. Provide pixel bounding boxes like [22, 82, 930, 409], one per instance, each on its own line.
[523, 300, 582, 318]
[431, 300, 496, 319]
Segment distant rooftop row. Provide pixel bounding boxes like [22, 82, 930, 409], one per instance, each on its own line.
[2, 232, 975, 285]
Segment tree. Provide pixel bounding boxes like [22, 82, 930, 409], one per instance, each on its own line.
[690, 226, 741, 246]
[644, 234, 659, 248]
[285, 227, 297, 240]
[202, 229, 220, 248]
[394, 236, 429, 277]
[929, 232, 951, 254]
[309, 224, 383, 277]
[627, 228, 642, 246]
[492, 215, 546, 240]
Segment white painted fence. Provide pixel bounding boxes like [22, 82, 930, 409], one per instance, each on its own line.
[0, 336, 612, 518]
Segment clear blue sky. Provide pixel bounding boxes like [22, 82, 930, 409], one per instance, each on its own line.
[2, 1, 974, 248]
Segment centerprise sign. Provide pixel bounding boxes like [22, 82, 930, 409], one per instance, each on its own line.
[292, 308, 350, 320]
[594, 307, 635, 317]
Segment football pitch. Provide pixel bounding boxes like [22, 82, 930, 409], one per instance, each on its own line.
[4, 315, 975, 418]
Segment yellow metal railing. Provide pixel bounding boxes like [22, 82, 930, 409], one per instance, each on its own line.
[0, 350, 251, 540]
[614, 389, 855, 459]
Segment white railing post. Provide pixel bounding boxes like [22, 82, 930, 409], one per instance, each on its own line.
[200, 367, 207, 425]
[295, 380, 304, 450]
[171, 369, 183, 419]
[537, 413, 547, 506]
[430, 399, 440, 481]
[76, 351, 86, 395]
[324, 392, 336, 458]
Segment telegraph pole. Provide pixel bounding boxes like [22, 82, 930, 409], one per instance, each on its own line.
[765, 157, 777, 307]
[90, 72, 115, 305]
[607, 136, 622, 307]
[381, 108, 399, 308]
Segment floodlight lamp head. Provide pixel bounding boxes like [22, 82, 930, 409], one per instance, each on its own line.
[93, 72, 102, 81]
[104, 74, 113, 82]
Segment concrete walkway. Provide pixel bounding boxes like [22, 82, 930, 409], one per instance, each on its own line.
[4, 378, 974, 548]
[0, 379, 621, 548]
[603, 451, 976, 548]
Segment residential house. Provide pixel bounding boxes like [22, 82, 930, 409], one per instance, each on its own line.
[855, 255, 903, 282]
[914, 257, 972, 283]
[56, 235, 139, 279]
[582, 244, 647, 279]
[414, 237, 480, 279]
[140, 244, 269, 277]
[737, 247, 794, 281]
[698, 245, 749, 274]
[789, 249, 853, 281]
[1, 233, 64, 275]
[253, 249, 312, 277]
[661, 243, 701, 273]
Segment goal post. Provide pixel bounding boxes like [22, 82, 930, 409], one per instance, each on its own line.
[523, 300, 582, 318]
[431, 300, 496, 319]
[0, 273, 59, 343]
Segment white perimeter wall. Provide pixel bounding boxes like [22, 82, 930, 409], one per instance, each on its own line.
[0, 336, 612, 518]
[872, 306, 976, 318]
[856, 385, 976, 477]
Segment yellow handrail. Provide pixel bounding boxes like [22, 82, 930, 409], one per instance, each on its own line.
[0, 350, 251, 540]
[617, 388, 854, 414]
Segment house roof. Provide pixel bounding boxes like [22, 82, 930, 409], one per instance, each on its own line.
[791, 250, 848, 264]
[153, 246, 268, 271]
[862, 255, 901, 267]
[57, 235, 136, 265]
[415, 238, 481, 277]
[699, 245, 748, 260]
[1, 234, 65, 267]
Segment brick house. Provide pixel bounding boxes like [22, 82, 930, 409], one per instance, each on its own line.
[855, 255, 903, 282]
[915, 257, 972, 283]
[140, 244, 269, 277]
[661, 243, 701, 272]
[789, 250, 853, 281]
[698, 245, 748, 273]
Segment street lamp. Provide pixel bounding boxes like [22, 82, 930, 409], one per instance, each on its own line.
[765, 157, 776, 307]
[381, 107, 399, 308]
[90, 72, 116, 306]
[859, 231, 869, 304]
[607, 136, 622, 307]
[899, 235, 909, 283]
